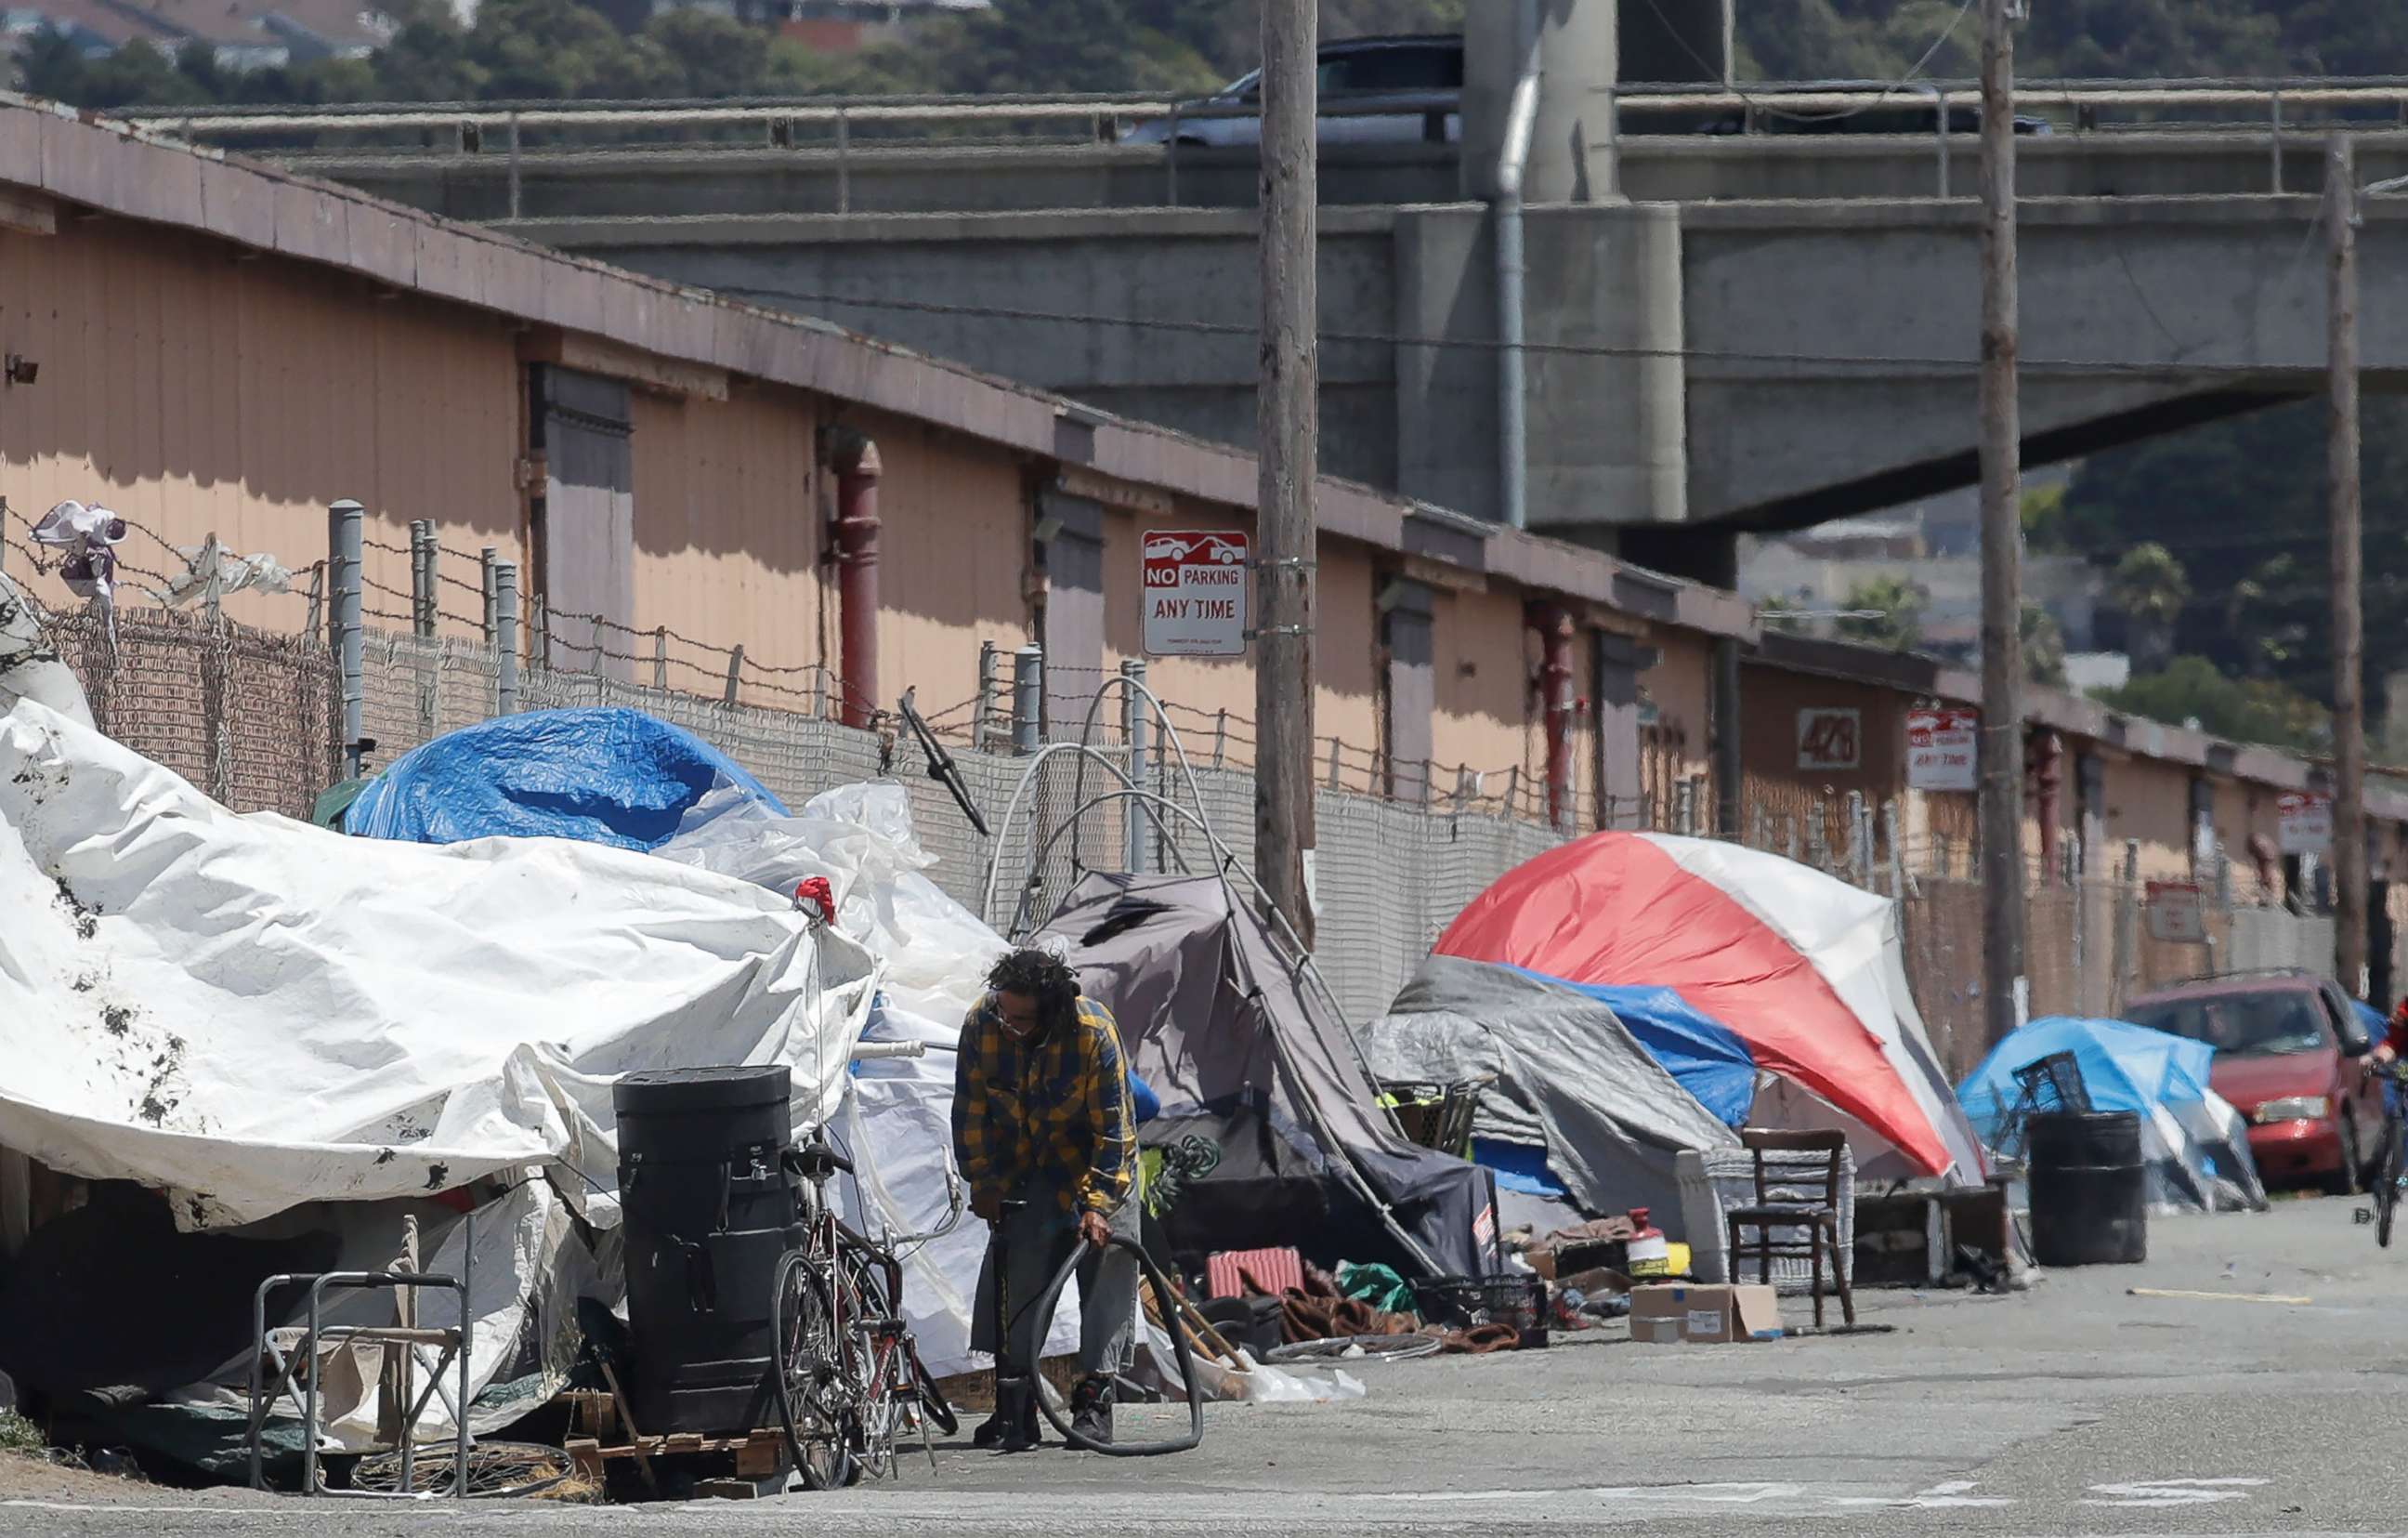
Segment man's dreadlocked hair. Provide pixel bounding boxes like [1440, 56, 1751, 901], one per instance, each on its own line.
[986, 946, 1082, 1033]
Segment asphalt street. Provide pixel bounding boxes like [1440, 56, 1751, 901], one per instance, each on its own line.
[7, 1193, 2407, 1536]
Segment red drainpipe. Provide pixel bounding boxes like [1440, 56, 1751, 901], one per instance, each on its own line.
[1532, 604, 1577, 831]
[2033, 730, 2064, 879]
[831, 432, 882, 730]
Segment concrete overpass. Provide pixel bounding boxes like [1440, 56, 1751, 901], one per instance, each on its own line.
[160, 74, 2408, 577]
[492, 191, 2400, 572]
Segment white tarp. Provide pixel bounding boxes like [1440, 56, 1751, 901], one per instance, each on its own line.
[0, 699, 883, 1230]
[0, 572, 92, 730]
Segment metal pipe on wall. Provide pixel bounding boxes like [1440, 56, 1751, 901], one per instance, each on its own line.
[1534, 604, 1576, 831]
[2033, 730, 2064, 879]
[830, 430, 883, 730]
[1493, 0, 1541, 531]
[1711, 638, 1741, 838]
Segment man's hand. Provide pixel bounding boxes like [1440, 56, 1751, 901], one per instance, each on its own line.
[972, 1190, 1001, 1224]
[1079, 1210, 1112, 1251]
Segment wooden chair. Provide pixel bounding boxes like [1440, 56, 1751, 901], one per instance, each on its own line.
[1723, 1128, 1855, 1329]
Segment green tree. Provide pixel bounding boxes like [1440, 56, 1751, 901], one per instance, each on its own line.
[2109, 542, 2191, 674]
[1836, 573, 1923, 651]
[928, 0, 1221, 96]
[2019, 483, 2069, 554]
[2022, 603, 2068, 689]
[2095, 655, 2330, 752]
[1758, 594, 1810, 634]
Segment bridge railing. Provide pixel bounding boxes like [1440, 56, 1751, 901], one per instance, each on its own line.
[119, 77, 2408, 212]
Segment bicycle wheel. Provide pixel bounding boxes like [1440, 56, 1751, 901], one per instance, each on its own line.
[2379, 1117, 2401, 1250]
[837, 1250, 902, 1481]
[771, 1249, 856, 1491]
[348, 1440, 578, 1499]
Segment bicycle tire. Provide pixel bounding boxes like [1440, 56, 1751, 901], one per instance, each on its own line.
[2380, 1115, 2401, 1250]
[835, 1247, 896, 1483]
[771, 1249, 856, 1491]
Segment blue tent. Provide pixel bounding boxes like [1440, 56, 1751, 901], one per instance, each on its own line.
[346, 708, 784, 850]
[1957, 1015, 2266, 1214]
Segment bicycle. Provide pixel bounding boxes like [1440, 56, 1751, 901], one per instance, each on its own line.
[771, 1113, 962, 1487]
[769, 882, 962, 1488]
[2362, 1061, 2408, 1249]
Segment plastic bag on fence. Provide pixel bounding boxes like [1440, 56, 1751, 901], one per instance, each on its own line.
[161, 546, 293, 609]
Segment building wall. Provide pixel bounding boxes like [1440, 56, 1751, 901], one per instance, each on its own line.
[2094, 752, 2197, 880]
[1433, 585, 1533, 787]
[0, 221, 521, 636]
[857, 411, 1031, 724]
[1642, 628, 1715, 822]
[631, 385, 826, 706]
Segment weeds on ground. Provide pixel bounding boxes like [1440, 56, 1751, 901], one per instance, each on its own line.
[0, 1413, 46, 1455]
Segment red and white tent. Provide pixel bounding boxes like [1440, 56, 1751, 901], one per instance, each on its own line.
[1438, 832, 1985, 1181]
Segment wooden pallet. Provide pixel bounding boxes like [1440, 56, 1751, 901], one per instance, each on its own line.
[561, 1387, 788, 1486]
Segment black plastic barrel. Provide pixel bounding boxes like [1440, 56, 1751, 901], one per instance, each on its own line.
[615, 1065, 800, 1436]
[2026, 1110, 2147, 1267]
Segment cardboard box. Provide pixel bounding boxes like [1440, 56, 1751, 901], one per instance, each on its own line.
[1628, 1283, 1783, 1344]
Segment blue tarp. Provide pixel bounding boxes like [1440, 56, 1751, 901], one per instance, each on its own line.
[1472, 1137, 1571, 1197]
[2355, 997, 2389, 1042]
[1956, 1014, 2217, 1142]
[1502, 968, 1758, 1126]
[346, 708, 785, 850]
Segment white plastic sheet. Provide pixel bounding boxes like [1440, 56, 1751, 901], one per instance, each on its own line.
[0, 700, 883, 1230]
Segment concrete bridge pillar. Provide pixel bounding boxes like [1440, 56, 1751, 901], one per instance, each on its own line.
[1463, 0, 1621, 204]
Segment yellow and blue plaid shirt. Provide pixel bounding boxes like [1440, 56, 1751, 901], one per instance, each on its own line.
[951, 992, 1136, 1216]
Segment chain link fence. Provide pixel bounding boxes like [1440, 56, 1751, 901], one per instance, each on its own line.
[24, 609, 2354, 1063]
[52, 606, 336, 819]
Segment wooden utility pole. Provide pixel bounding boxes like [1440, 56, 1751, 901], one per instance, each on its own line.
[2329, 132, 2367, 997]
[1257, 0, 1318, 947]
[1976, 0, 2026, 1048]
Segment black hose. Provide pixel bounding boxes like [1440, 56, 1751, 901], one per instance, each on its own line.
[1018, 1235, 1205, 1457]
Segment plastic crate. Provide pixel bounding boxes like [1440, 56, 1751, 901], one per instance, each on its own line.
[1412, 1273, 1550, 1349]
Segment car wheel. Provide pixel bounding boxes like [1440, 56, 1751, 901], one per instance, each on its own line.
[2329, 1116, 2364, 1196]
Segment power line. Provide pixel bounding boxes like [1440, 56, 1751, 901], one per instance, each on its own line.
[717, 283, 2333, 381]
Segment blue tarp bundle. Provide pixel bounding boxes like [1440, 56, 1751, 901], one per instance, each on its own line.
[346, 708, 785, 850]
[1956, 1014, 2268, 1214]
[1956, 1014, 2215, 1141]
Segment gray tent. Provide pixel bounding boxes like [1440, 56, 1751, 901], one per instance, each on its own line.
[1367, 956, 1741, 1235]
[1037, 874, 1496, 1280]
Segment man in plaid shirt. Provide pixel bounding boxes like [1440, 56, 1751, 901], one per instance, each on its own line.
[953, 945, 1139, 1450]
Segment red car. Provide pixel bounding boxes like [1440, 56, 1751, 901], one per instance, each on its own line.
[2123, 970, 2383, 1193]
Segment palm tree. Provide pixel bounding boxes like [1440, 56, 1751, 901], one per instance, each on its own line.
[2111, 542, 2190, 673]
[2022, 604, 2068, 688]
[1836, 574, 1924, 651]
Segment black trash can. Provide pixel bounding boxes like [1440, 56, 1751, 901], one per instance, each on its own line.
[615, 1065, 801, 1436]
[2026, 1110, 2147, 1267]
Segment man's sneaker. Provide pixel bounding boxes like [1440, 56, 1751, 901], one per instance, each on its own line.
[1067, 1374, 1114, 1447]
[976, 1381, 1041, 1452]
